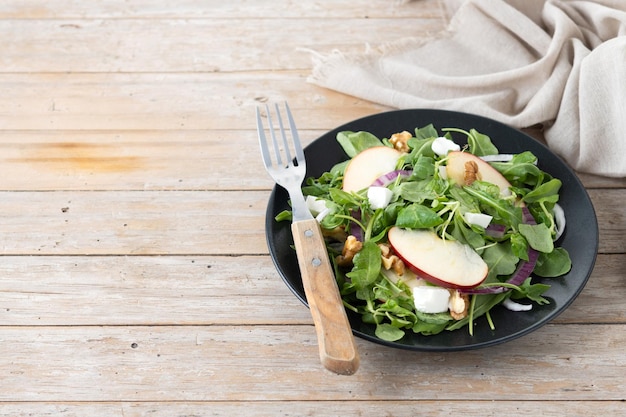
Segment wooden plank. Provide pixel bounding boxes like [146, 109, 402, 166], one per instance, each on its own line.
[0, 401, 624, 417]
[0, 0, 445, 19]
[0, 129, 622, 191]
[0, 254, 621, 326]
[0, 72, 390, 130]
[0, 130, 275, 191]
[588, 189, 626, 254]
[0, 255, 312, 326]
[0, 190, 268, 255]
[0, 17, 444, 73]
[0, 324, 623, 401]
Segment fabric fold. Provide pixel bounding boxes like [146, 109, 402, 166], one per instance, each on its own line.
[308, 0, 626, 177]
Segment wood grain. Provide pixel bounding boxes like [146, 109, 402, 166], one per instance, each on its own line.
[0, 0, 623, 414]
[0, 324, 624, 401]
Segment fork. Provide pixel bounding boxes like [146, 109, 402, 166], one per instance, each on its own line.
[256, 102, 359, 375]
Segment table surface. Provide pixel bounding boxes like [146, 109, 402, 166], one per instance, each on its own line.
[1, 1, 625, 416]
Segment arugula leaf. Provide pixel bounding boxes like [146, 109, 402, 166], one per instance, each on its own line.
[523, 178, 562, 204]
[491, 151, 544, 186]
[346, 241, 381, 289]
[511, 278, 550, 304]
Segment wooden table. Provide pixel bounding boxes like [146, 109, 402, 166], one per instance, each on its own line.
[1, 1, 624, 415]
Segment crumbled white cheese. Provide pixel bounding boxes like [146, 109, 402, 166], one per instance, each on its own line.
[464, 212, 493, 228]
[431, 136, 461, 156]
[412, 286, 450, 314]
[367, 186, 393, 209]
[305, 195, 327, 216]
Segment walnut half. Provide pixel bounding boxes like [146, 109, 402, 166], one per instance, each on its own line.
[464, 160, 479, 186]
[378, 243, 405, 276]
[389, 131, 412, 153]
[335, 235, 363, 267]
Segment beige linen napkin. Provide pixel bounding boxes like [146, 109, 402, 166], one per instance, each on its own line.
[309, 0, 626, 177]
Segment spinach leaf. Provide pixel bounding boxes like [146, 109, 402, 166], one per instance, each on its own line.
[375, 323, 405, 341]
[534, 247, 572, 277]
[467, 129, 499, 156]
[481, 242, 519, 278]
[519, 223, 554, 253]
[396, 204, 444, 229]
[337, 131, 384, 158]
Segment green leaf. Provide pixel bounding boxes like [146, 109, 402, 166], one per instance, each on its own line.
[452, 214, 485, 249]
[274, 210, 292, 222]
[491, 151, 544, 186]
[467, 129, 499, 156]
[481, 242, 519, 278]
[510, 232, 529, 261]
[414, 124, 439, 140]
[410, 155, 436, 179]
[519, 223, 554, 253]
[534, 247, 572, 277]
[523, 178, 562, 204]
[511, 278, 550, 304]
[396, 204, 444, 229]
[328, 187, 361, 206]
[336, 131, 384, 158]
[346, 241, 381, 289]
[375, 323, 405, 341]
[399, 180, 438, 204]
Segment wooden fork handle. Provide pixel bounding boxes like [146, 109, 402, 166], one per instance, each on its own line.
[291, 218, 360, 375]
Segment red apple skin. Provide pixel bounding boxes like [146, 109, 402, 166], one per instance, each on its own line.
[446, 151, 512, 196]
[342, 146, 402, 193]
[388, 227, 488, 290]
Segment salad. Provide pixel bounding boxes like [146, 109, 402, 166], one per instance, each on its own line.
[277, 124, 572, 342]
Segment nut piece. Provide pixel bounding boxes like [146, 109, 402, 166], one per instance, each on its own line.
[335, 235, 363, 267]
[464, 160, 479, 186]
[379, 243, 406, 276]
[389, 131, 412, 153]
[321, 226, 348, 242]
[448, 290, 469, 320]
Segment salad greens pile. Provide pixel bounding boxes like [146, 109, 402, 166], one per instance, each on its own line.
[277, 124, 572, 342]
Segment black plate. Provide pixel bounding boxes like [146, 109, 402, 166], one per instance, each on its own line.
[265, 109, 598, 351]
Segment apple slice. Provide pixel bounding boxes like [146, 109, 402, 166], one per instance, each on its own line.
[387, 227, 488, 290]
[342, 146, 402, 193]
[446, 151, 512, 196]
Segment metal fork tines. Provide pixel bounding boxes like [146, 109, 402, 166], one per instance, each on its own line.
[256, 102, 311, 221]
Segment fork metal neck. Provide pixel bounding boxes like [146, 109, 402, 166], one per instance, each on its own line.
[289, 187, 314, 222]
